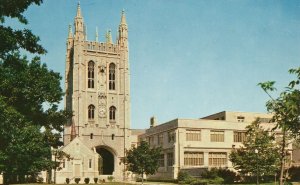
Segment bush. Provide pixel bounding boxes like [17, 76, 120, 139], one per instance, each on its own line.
[215, 168, 239, 183]
[177, 171, 196, 184]
[84, 177, 90, 184]
[93, 177, 98, 184]
[75, 178, 80, 184]
[201, 168, 219, 179]
[190, 179, 208, 185]
[289, 166, 300, 181]
[66, 178, 70, 184]
[107, 176, 114, 182]
[208, 177, 224, 184]
[177, 171, 190, 182]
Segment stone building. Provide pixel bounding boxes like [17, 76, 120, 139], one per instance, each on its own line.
[138, 111, 293, 179]
[56, 3, 133, 183]
[55, 4, 298, 183]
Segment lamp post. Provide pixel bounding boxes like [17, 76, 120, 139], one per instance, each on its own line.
[255, 149, 259, 185]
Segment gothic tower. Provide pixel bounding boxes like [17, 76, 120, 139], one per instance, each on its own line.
[64, 3, 130, 179]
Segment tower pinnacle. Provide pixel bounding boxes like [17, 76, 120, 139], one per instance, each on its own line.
[76, 2, 82, 18]
[95, 27, 99, 42]
[68, 24, 73, 38]
[106, 29, 113, 44]
[120, 9, 127, 25]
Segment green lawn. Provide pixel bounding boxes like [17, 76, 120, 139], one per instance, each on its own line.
[13, 182, 300, 185]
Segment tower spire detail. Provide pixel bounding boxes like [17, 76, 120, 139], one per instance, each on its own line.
[70, 118, 77, 141]
[118, 9, 128, 47]
[120, 9, 127, 25]
[68, 24, 73, 38]
[74, 1, 84, 40]
[95, 27, 99, 42]
[76, 2, 82, 18]
[106, 29, 113, 44]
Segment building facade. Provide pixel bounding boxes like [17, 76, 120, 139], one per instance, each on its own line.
[56, 5, 297, 183]
[58, 3, 132, 183]
[139, 111, 293, 179]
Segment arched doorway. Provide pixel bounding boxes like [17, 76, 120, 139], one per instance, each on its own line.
[96, 147, 114, 175]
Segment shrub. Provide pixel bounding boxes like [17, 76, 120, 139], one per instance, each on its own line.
[177, 171, 190, 182]
[93, 177, 98, 184]
[84, 177, 90, 184]
[289, 166, 300, 181]
[190, 179, 208, 185]
[215, 168, 239, 183]
[208, 177, 224, 184]
[107, 176, 114, 182]
[177, 171, 196, 184]
[75, 178, 80, 184]
[201, 168, 219, 179]
[66, 178, 70, 184]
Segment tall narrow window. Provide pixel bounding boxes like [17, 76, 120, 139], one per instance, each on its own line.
[89, 159, 92, 168]
[88, 105, 95, 120]
[109, 63, 116, 90]
[109, 106, 116, 121]
[90, 133, 93, 139]
[88, 61, 94, 88]
[167, 153, 174, 166]
[234, 131, 246, 142]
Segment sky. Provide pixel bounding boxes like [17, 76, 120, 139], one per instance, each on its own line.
[12, 0, 300, 129]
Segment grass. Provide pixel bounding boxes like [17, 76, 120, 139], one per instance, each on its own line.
[13, 182, 300, 185]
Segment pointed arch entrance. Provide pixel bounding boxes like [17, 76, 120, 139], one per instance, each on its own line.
[96, 147, 115, 175]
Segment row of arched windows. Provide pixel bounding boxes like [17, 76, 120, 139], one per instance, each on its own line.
[87, 61, 116, 90]
[88, 105, 116, 121]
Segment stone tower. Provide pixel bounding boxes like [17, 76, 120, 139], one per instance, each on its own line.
[64, 3, 130, 179]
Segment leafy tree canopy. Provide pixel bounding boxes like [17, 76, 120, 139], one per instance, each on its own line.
[124, 141, 161, 183]
[230, 119, 280, 180]
[258, 67, 300, 185]
[0, 0, 70, 184]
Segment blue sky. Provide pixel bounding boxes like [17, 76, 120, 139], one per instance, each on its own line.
[17, 0, 300, 129]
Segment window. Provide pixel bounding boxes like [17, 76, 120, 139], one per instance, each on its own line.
[158, 133, 164, 146]
[210, 130, 224, 142]
[148, 136, 154, 146]
[167, 153, 174, 166]
[88, 61, 94, 88]
[109, 63, 116, 90]
[234, 131, 246, 142]
[168, 131, 175, 143]
[209, 152, 227, 167]
[88, 105, 95, 120]
[158, 154, 164, 167]
[184, 152, 204, 166]
[62, 159, 66, 168]
[89, 159, 92, 168]
[237, 116, 245, 122]
[109, 106, 116, 121]
[186, 130, 201, 141]
[258, 117, 271, 123]
[112, 134, 115, 140]
[90, 133, 93, 139]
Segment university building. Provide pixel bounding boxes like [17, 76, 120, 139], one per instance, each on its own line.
[139, 111, 293, 179]
[54, 4, 297, 183]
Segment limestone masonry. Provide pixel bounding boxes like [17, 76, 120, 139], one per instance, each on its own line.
[55, 4, 298, 183]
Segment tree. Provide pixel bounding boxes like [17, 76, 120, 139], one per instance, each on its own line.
[258, 67, 300, 185]
[230, 119, 280, 182]
[0, 1, 70, 184]
[124, 141, 162, 184]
